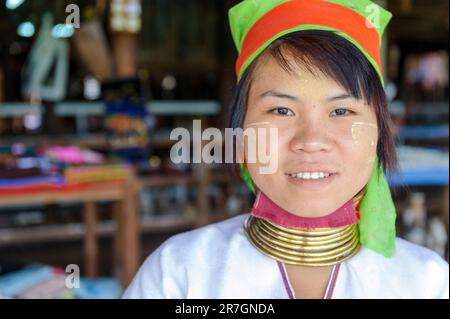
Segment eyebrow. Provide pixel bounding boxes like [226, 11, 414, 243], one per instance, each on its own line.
[259, 90, 299, 101]
[258, 90, 355, 106]
[325, 93, 354, 103]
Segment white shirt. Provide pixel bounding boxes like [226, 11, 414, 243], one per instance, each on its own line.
[123, 214, 449, 299]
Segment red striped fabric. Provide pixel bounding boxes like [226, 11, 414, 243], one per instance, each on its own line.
[236, 0, 381, 78]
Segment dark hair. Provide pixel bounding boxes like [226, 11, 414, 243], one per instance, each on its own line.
[228, 30, 398, 174]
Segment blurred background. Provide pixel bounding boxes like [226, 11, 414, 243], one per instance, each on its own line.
[0, 0, 448, 299]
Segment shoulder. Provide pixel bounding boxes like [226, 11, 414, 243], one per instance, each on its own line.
[151, 213, 250, 266]
[393, 237, 448, 266]
[158, 213, 249, 260]
[349, 237, 449, 298]
[391, 238, 448, 279]
[155, 213, 250, 270]
[122, 214, 249, 298]
[394, 238, 449, 297]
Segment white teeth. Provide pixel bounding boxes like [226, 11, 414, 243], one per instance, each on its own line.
[289, 172, 332, 179]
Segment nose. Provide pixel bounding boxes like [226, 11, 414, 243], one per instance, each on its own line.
[289, 119, 332, 154]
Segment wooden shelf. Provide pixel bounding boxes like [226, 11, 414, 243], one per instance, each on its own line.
[0, 100, 220, 118]
[0, 176, 140, 287]
[0, 111, 236, 283]
[138, 174, 197, 188]
[140, 215, 196, 232]
[0, 133, 177, 150]
[0, 214, 231, 247]
[210, 172, 235, 183]
[0, 221, 114, 247]
[0, 179, 137, 208]
[137, 171, 238, 188]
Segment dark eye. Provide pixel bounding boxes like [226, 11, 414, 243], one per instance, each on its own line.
[270, 107, 294, 116]
[331, 108, 354, 116]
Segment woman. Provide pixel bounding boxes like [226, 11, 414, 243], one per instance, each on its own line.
[124, 0, 448, 299]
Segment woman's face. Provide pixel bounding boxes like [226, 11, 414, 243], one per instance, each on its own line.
[242, 52, 378, 217]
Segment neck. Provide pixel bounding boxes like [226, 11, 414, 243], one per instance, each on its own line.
[244, 190, 365, 267]
[251, 189, 365, 229]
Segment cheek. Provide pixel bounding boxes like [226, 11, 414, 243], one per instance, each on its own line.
[242, 122, 280, 170]
[350, 122, 378, 165]
[335, 121, 378, 189]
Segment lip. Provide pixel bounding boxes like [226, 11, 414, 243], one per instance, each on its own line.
[286, 172, 338, 191]
[286, 164, 337, 175]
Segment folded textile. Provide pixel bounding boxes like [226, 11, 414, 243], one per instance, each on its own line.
[41, 146, 104, 165]
[72, 278, 122, 299]
[64, 164, 132, 184]
[0, 264, 55, 298]
[0, 175, 65, 189]
[17, 275, 74, 299]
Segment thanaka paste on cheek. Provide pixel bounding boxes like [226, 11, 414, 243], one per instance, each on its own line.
[351, 122, 378, 165]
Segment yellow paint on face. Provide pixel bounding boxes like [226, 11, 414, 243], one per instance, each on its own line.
[351, 122, 378, 164]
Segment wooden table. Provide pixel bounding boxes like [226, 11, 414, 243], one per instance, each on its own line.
[0, 177, 140, 288]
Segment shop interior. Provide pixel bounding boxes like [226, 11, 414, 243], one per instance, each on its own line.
[0, 0, 448, 298]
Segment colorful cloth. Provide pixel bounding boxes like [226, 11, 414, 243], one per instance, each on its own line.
[0, 164, 131, 195]
[63, 164, 132, 184]
[229, 0, 392, 84]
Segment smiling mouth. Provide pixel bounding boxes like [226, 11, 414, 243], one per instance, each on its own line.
[286, 172, 337, 180]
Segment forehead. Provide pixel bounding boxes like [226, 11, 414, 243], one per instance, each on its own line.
[250, 52, 347, 97]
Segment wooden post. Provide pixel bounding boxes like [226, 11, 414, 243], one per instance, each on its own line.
[113, 201, 124, 282]
[112, 32, 138, 78]
[108, 0, 142, 286]
[109, 0, 141, 78]
[83, 201, 98, 278]
[115, 177, 140, 288]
